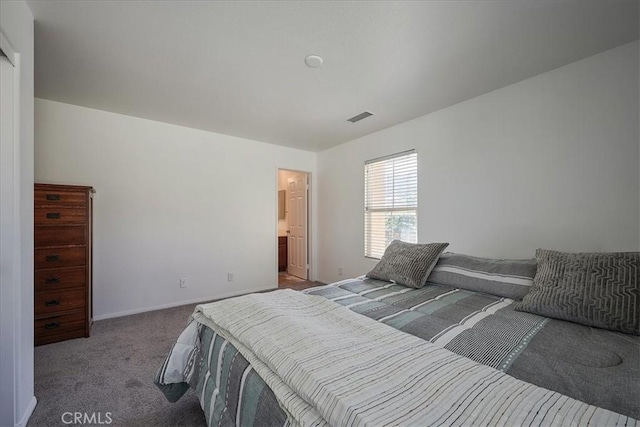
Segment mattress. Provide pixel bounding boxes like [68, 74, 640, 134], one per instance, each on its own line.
[156, 277, 640, 425]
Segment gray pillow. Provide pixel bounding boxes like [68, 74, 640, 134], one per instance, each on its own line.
[427, 252, 537, 300]
[514, 249, 640, 335]
[366, 240, 449, 289]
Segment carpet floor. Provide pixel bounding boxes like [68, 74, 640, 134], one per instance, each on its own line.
[29, 303, 206, 427]
[28, 282, 324, 427]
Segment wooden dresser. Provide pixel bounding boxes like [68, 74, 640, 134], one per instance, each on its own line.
[34, 184, 94, 346]
[278, 236, 287, 272]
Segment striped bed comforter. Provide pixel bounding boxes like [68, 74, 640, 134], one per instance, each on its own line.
[156, 278, 639, 426]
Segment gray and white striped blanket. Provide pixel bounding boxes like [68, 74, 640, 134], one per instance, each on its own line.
[192, 289, 636, 427]
[305, 276, 639, 419]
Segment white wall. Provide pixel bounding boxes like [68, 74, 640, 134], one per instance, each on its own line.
[318, 41, 640, 284]
[35, 99, 317, 319]
[277, 169, 301, 237]
[0, 1, 35, 426]
[277, 170, 289, 236]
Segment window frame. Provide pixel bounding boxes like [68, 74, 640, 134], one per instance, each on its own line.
[364, 149, 418, 260]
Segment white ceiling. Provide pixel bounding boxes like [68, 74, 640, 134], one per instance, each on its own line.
[27, 1, 638, 152]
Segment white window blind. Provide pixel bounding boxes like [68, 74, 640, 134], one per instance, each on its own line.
[364, 150, 418, 259]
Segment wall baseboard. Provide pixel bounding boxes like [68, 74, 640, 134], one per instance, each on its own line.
[92, 286, 277, 321]
[16, 396, 37, 427]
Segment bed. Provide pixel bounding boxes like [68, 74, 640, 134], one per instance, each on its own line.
[155, 248, 639, 426]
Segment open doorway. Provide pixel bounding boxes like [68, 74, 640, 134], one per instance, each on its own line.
[277, 169, 310, 287]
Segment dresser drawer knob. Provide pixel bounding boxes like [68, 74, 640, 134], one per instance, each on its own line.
[46, 194, 61, 201]
[45, 276, 61, 284]
[46, 212, 61, 219]
[46, 255, 60, 262]
[45, 300, 60, 307]
[45, 322, 60, 329]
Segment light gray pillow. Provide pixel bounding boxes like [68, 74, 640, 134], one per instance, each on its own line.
[428, 252, 537, 300]
[366, 240, 449, 289]
[514, 249, 640, 335]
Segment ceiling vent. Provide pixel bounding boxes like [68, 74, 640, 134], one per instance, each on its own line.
[347, 111, 374, 123]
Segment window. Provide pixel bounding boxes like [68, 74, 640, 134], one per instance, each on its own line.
[364, 150, 417, 259]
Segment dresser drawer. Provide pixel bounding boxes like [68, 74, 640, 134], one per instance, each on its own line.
[35, 268, 86, 292]
[35, 247, 86, 270]
[35, 311, 86, 346]
[35, 288, 86, 316]
[35, 207, 86, 225]
[35, 189, 87, 207]
[35, 225, 86, 247]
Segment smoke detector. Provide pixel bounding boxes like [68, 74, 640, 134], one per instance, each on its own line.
[304, 55, 323, 68]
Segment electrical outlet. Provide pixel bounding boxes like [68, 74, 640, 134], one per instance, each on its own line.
[338, 267, 343, 276]
[179, 278, 188, 288]
[227, 273, 234, 282]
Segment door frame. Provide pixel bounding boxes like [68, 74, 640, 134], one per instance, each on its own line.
[276, 168, 312, 284]
[0, 31, 27, 427]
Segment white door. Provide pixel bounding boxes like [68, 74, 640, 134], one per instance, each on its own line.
[287, 172, 308, 279]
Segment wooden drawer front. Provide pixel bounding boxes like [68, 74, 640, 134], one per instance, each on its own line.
[35, 268, 85, 292]
[35, 207, 86, 225]
[278, 236, 287, 271]
[35, 247, 86, 270]
[35, 225, 86, 247]
[35, 288, 85, 316]
[35, 311, 86, 346]
[35, 190, 86, 207]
